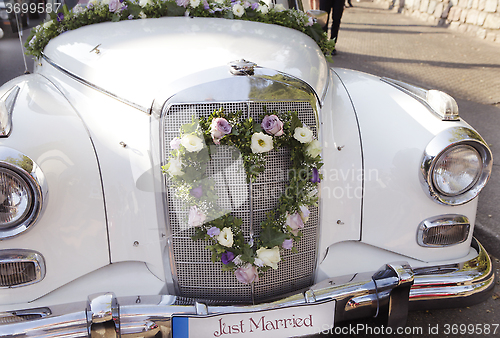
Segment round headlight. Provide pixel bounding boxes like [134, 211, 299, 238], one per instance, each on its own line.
[420, 127, 493, 206]
[0, 147, 47, 239]
[0, 167, 34, 229]
[432, 145, 482, 196]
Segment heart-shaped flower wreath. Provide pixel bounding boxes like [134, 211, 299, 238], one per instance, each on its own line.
[162, 108, 323, 284]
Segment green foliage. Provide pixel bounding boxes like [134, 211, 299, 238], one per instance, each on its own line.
[163, 106, 323, 280]
[25, 0, 335, 59]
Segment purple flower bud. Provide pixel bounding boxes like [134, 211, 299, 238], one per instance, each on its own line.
[57, 13, 64, 22]
[311, 167, 320, 183]
[282, 239, 293, 250]
[190, 185, 203, 198]
[251, 2, 259, 10]
[207, 227, 221, 238]
[221, 251, 235, 265]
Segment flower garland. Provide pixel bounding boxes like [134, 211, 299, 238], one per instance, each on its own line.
[162, 108, 323, 284]
[25, 0, 335, 59]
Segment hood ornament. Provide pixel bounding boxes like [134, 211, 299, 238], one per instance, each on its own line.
[229, 59, 257, 75]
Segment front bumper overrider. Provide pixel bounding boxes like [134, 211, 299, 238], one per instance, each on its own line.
[0, 239, 494, 338]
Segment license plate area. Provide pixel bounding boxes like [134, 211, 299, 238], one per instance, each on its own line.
[172, 300, 335, 337]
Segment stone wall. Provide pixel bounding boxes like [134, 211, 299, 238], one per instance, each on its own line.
[377, 0, 500, 43]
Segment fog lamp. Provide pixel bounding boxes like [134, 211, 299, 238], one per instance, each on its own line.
[418, 215, 470, 247]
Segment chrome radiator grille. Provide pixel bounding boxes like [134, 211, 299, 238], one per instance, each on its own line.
[163, 101, 319, 303]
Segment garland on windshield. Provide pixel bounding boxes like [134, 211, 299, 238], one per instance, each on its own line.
[162, 108, 323, 284]
[25, 0, 335, 59]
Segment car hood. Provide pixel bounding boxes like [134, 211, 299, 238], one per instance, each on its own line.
[42, 17, 329, 110]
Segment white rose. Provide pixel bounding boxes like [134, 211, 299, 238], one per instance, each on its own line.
[306, 139, 322, 157]
[190, 0, 200, 7]
[166, 158, 184, 176]
[215, 0, 225, 3]
[299, 205, 310, 223]
[250, 132, 273, 154]
[101, 0, 109, 4]
[274, 3, 285, 12]
[188, 206, 206, 228]
[181, 134, 204, 152]
[256, 246, 281, 270]
[139, 0, 152, 6]
[232, 4, 245, 17]
[257, 4, 268, 14]
[293, 127, 313, 144]
[217, 227, 234, 248]
[43, 21, 53, 29]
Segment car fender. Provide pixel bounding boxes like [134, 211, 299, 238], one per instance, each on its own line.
[333, 68, 479, 262]
[0, 74, 109, 305]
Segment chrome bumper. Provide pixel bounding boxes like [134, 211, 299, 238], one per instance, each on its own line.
[0, 239, 494, 338]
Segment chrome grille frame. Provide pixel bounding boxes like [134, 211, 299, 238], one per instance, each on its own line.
[162, 99, 320, 303]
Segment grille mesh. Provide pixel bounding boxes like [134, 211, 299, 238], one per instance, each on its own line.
[164, 101, 319, 303]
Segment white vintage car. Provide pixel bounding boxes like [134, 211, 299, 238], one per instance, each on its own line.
[0, 0, 495, 337]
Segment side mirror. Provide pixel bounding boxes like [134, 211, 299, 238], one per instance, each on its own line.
[307, 10, 328, 28]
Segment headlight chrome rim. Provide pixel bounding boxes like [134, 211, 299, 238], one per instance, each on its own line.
[0, 147, 47, 239]
[420, 127, 493, 206]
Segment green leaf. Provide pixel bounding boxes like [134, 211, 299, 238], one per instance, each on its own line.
[290, 113, 303, 130]
[260, 226, 288, 248]
[240, 244, 255, 264]
[128, 3, 144, 17]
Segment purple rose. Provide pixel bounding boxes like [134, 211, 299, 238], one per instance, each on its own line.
[221, 251, 235, 265]
[286, 212, 304, 236]
[234, 264, 259, 284]
[282, 239, 293, 250]
[251, 2, 259, 10]
[210, 117, 232, 145]
[190, 185, 203, 198]
[311, 167, 320, 183]
[57, 13, 64, 22]
[203, 0, 209, 9]
[261, 115, 284, 136]
[207, 227, 220, 238]
[109, 0, 122, 12]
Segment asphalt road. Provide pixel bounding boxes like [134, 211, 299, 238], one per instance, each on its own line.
[1, 7, 499, 337]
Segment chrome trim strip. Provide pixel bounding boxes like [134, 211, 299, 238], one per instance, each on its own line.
[0, 147, 48, 239]
[41, 53, 150, 114]
[0, 249, 46, 288]
[0, 239, 493, 337]
[417, 214, 470, 247]
[0, 86, 21, 137]
[381, 77, 460, 121]
[419, 127, 493, 205]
